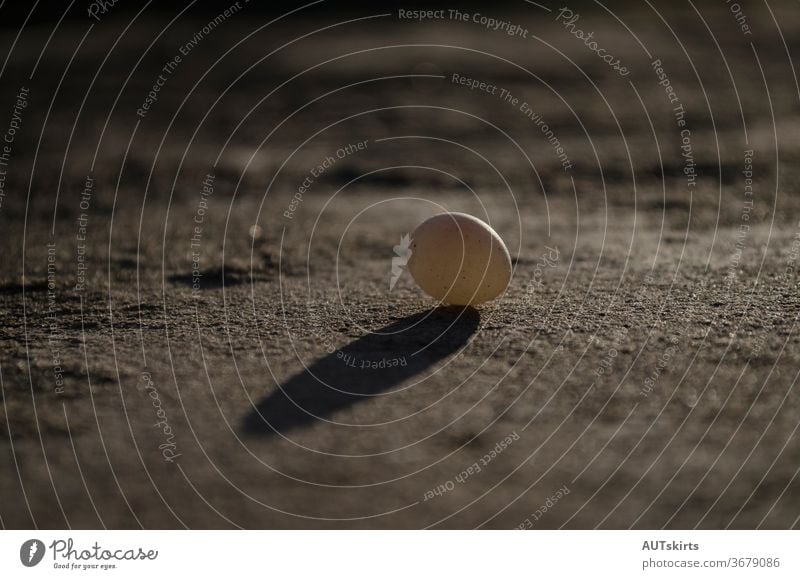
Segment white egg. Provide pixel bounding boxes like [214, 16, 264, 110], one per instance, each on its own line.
[408, 212, 512, 305]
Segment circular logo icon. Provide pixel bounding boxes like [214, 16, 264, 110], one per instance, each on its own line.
[19, 539, 45, 567]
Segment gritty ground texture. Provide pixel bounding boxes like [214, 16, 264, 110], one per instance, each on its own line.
[1, 1, 800, 529]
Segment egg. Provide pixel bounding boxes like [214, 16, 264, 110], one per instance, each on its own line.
[407, 212, 512, 305]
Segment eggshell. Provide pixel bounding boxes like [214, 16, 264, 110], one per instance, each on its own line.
[407, 212, 512, 305]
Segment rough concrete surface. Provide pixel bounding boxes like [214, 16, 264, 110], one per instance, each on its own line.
[0, 1, 799, 529]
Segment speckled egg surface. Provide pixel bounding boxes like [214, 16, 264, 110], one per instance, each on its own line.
[407, 212, 512, 305]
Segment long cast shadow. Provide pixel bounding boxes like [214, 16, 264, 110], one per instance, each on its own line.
[243, 307, 480, 435]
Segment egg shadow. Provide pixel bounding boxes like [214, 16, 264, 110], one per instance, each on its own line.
[243, 306, 480, 435]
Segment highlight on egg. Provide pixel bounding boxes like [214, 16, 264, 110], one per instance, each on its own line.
[407, 212, 512, 306]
